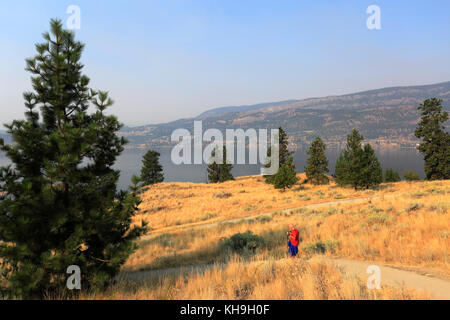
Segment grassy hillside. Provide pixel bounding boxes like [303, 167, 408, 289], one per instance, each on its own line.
[78, 176, 450, 300]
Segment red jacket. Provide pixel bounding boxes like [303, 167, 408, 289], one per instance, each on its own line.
[289, 228, 299, 246]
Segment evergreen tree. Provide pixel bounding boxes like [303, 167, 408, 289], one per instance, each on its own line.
[335, 129, 365, 188]
[264, 127, 292, 184]
[263, 146, 275, 184]
[359, 144, 383, 189]
[0, 20, 147, 299]
[207, 145, 234, 183]
[273, 157, 299, 190]
[414, 98, 450, 180]
[278, 127, 292, 166]
[335, 129, 382, 189]
[384, 168, 401, 183]
[305, 137, 329, 185]
[403, 170, 420, 182]
[140, 149, 164, 186]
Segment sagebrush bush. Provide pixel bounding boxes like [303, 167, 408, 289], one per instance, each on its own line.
[303, 240, 340, 255]
[222, 231, 265, 253]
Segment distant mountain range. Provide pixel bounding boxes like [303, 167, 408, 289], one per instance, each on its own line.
[2, 82, 450, 150]
[120, 81, 450, 149]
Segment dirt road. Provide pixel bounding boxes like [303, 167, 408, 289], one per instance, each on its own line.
[119, 256, 450, 300]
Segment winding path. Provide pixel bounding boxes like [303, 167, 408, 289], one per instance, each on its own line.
[119, 257, 450, 300]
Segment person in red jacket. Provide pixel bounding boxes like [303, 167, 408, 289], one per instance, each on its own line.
[287, 224, 299, 258]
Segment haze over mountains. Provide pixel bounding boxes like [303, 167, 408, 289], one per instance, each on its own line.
[2, 81, 449, 150]
[120, 81, 450, 150]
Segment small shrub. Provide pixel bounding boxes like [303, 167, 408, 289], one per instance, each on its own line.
[367, 212, 391, 225]
[405, 203, 424, 213]
[427, 187, 445, 195]
[298, 194, 311, 201]
[256, 215, 272, 223]
[244, 204, 257, 211]
[222, 231, 265, 253]
[293, 185, 307, 191]
[154, 233, 174, 248]
[428, 203, 448, 214]
[411, 191, 426, 198]
[304, 240, 339, 255]
[201, 212, 217, 221]
[213, 192, 232, 199]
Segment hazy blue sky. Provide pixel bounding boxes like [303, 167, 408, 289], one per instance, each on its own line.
[1, 1, 450, 126]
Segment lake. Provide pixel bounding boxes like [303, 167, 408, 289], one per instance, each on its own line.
[113, 147, 425, 190]
[0, 147, 425, 190]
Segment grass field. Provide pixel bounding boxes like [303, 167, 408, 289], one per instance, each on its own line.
[96, 175, 450, 300]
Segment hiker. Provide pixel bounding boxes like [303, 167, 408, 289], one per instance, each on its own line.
[287, 224, 299, 258]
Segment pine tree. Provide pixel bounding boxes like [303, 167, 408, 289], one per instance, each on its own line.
[273, 157, 298, 190]
[403, 170, 420, 182]
[278, 127, 292, 166]
[359, 144, 383, 189]
[207, 145, 234, 183]
[335, 129, 382, 189]
[140, 149, 164, 186]
[384, 168, 401, 183]
[335, 129, 365, 188]
[414, 98, 450, 180]
[0, 20, 147, 299]
[264, 127, 292, 184]
[305, 137, 329, 185]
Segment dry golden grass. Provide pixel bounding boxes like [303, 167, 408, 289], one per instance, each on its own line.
[126, 179, 450, 275]
[135, 174, 445, 234]
[85, 257, 432, 300]
[110, 178, 450, 300]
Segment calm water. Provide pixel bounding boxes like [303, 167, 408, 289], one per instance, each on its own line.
[0, 147, 425, 190]
[113, 147, 425, 190]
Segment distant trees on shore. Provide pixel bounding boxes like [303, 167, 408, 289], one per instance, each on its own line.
[383, 169, 401, 183]
[207, 144, 234, 183]
[140, 149, 164, 186]
[335, 129, 383, 189]
[305, 137, 329, 185]
[264, 127, 298, 190]
[304, 97, 449, 186]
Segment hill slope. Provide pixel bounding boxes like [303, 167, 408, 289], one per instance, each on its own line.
[121, 81, 450, 149]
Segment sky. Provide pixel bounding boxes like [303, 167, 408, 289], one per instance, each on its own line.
[0, 1, 450, 127]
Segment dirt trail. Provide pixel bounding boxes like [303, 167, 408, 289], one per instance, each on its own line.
[119, 257, 450, 300]
[317, 257, 450, 300]
[141, 194, 392, 241]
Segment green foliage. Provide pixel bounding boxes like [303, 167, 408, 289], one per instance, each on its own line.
[207, 144, 234, 183]
[140, 149, 164, 186]
[335, 129, 382, 189]
[403, 170, 420, 182]
[383, 168, 401, 183]
[264, 127, 292, 184]
[264, 128, 298, 189]
[305, 136, 329, 185]
[414, 98, 450, 180]
[278, 127, 292, 167]
[303, 240, 339, 255]
[273, 157, 299, 190]
[222, 231, 265, 253]
[0, 20, 147, 299]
